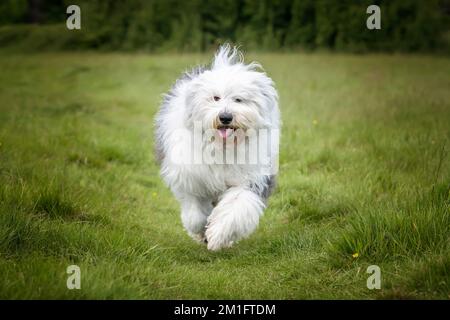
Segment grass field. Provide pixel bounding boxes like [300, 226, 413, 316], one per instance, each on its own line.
[0, 52, 449, 299]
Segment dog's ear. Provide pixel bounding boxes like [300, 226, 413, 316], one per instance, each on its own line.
[251, 74, 280, 129]
[184, 89, 195, 125]
[184, 81, 203, 125]
[254, 75, 278, 111]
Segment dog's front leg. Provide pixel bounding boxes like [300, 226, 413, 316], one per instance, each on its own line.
[178, 194, 212, 243]
[205, 187, 265, 251]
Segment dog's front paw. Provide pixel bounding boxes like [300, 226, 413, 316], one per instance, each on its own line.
[205, 214, 235, 251]
[204, 187, 265, 251]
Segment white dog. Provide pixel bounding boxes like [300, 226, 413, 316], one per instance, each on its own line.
[155, 44, 280, 250]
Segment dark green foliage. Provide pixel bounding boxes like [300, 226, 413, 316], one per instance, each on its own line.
[0, 0, 448, 52]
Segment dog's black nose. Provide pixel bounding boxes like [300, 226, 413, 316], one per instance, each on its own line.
[219, 112, 233, 125]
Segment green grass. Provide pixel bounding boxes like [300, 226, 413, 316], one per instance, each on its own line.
[0, 52, 449, 299]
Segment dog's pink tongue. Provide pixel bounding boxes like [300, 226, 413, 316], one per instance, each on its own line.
[218, 128, 233, 139]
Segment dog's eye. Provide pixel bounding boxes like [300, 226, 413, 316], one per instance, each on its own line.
[234, 98, 242, 103]
[213, 96, 221, 101]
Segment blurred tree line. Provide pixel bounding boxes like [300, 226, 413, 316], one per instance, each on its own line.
[0, 0, 448, 52]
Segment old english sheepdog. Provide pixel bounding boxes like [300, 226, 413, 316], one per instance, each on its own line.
[155, 44, 280, 250]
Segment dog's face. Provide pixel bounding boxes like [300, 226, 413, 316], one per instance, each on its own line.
[186, 63, 278, 140]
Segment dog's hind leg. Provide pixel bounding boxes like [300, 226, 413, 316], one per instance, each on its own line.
[179, 194, 212, 243]
[205, 187, 265, 251]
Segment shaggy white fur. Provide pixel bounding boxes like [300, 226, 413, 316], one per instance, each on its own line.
[155, 44, 280, 250]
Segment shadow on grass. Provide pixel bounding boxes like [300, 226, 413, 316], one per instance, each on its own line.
[274, 182, 354, 224]
[33, 190, 103, 223]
